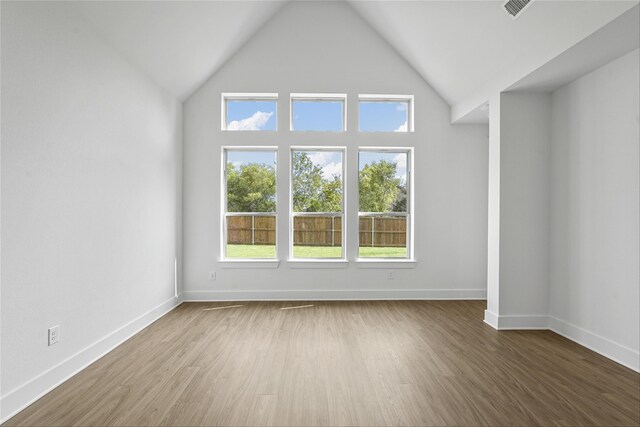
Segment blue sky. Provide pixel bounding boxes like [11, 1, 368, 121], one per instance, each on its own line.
[227, 150, 276, 169]
[226, 99, 408, 132]
[292, 101, 343, 131]
[359, 101, 408, 132]
[226, 100, 276, 130]
[359, 151, 407, 183]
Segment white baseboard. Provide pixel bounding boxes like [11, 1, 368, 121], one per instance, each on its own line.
[483, 312, 639, 372]
[0, 294, 184, 424]
[483, 312, 549, 330]
[483, 310, 499, 328]
[183, 288, 487, 301]
[549, 316, 639, 372]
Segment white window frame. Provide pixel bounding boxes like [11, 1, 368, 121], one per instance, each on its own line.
[289, 146, 347, 261]
[221, 146, 279, 261]
[357, 147, 414, 261]
[358, 94, 414, 133]
[290, 93, 347, 132]
[221, 93, 278, 131]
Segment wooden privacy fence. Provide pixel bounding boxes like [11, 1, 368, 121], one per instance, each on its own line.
[358, 216, 406, 248]
[226, 215, 406, 247]
[293, 216, 342, 247]
[226, 215, 276, 246]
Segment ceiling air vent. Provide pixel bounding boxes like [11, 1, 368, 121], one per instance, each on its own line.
[503, 0, 533, 19]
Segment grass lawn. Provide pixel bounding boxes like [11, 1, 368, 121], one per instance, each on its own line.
[226, 245, 406, 259]
[359, 246, 407, 258]
[226, 245, 276, 258]
[293, 246, 342, 258]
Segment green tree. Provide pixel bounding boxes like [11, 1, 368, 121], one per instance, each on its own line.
[391, 184, 407, 212]
[359, 160, 401, 212]
[292, 152, 343, 212]
[226, 162, 276, 212]
[319, 175, 343, 212]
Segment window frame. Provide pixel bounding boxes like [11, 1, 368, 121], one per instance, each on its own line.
[221, 93, 279, 131]
[358, 94, 415, 133]
[221, 146, 279, 261]
[289, 93, 348, 132]
[357, 147, 414, 261]
[289, 146, 347, 261]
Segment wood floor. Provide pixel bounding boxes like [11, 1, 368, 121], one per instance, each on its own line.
[5, 301, 639, 426]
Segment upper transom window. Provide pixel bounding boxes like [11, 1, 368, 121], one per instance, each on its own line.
[290, 93, 346, 132]
[222, 93, 277, 131]
[358, 95, 414, 132]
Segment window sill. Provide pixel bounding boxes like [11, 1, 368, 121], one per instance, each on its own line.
[355, 259, 416, 269]
[359, 130, 413, 133]
[289, 130, 346, 133]
[218, 259, 280, 269]
[221, 129, 278, 132]
[287, 259, 349, 269]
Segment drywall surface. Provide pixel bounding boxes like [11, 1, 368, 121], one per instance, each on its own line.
[1, 1, 183, 415]
[498, 93, 551, 316]
[486, 93, 501, 318]
[183, 1, 489, 298]
[550, 49, 639, 356]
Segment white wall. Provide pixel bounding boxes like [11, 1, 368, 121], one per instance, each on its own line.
[1, 2, 183, 419]
[485, 50, 639, 369]
[485, 93, 551, 328]
[499, 93, 551, 316]
[486, 93, 501, 318]
[183, 1, 489, 300]
[549, 49, 639, 367]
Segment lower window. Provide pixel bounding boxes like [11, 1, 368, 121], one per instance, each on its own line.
[358, 148, 412, 259]
[290, 148, 345, 259]
[222, 148, 277, 259]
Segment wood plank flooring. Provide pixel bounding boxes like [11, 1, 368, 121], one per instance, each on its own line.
[5, 301, 639, 426]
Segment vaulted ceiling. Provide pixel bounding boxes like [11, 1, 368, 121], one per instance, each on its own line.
[70, 1, 287, 100]
[350, 0, 638, 121]
[68, 0, 639, 122]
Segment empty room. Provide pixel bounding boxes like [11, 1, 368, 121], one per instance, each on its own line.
[1, 0, 639, 426]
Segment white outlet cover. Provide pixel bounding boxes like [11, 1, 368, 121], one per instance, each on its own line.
[48, 325, 59, 346]
[209, 271, 216, 281]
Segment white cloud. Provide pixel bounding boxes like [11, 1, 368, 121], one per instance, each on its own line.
[305, 151, 342, 178]
[227, 111, 273, 131]
[394, 121, 408, 132]
[321, 162, 342, 179]
[396, 103, 408, 112]
[394, 153, 407, 182]
[393, 153, 407, 170]
[308, 151, 333, 166]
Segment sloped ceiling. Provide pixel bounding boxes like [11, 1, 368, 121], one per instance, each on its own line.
[69, 1, 286, 100]
[349, 0, 638, 121]
[69, 0, 638, 113]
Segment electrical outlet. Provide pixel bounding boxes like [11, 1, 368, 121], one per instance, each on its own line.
[387, 270, 395, 280]
[48, 325, 59, 346]
[209, 271, 216, 281]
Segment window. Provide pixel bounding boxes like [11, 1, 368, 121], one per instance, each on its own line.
[290, 94, 346, 132]
[222, 93, 277, 131]
[358, 95, 414, 132]
[222, 148, 277, 259]
[358, 148, 412, 259]
[290, 148, 345, 259]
